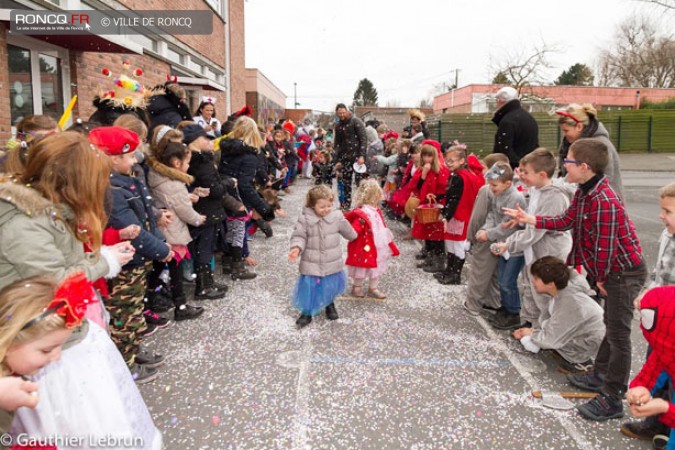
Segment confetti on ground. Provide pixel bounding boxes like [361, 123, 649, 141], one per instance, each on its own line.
[138, 178, 651, 450]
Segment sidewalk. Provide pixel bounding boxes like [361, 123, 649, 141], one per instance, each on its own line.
[619, 152, 675, 172]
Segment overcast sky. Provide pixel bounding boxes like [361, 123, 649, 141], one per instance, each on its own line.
[244, 0, 671, 112]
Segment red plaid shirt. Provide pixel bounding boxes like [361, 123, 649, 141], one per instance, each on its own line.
[536, 176, 642, 283]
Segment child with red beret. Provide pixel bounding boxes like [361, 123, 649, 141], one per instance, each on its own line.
[89, 126, 172, 384]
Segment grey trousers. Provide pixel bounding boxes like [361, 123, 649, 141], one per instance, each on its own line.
[464, 241, 500, 312]
[520, 267, 550, 328]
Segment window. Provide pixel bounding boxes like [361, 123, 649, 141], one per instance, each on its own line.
[7, 38, 70, 127]
[166, 47, 184, 65]
[39, 54, 64, 121]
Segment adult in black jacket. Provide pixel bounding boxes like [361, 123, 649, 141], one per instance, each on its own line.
[491, 87, 539, 169]
[333, 103, 367, 209]
[147, 82, 192, 135]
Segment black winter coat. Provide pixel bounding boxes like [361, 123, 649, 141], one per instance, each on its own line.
[108, 173, 169, 268]
[219, 139, 273, 221]
[147, 90, 191, 134]
[491, 100, 539, 168]
[334, 115, 367, 162]
[187, 150, 227, 224]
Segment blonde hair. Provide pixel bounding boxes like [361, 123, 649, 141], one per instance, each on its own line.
[482, 153, 509, 169]
[660, 182, 675, 199]
[113, 114, 148, 142]
[385, 138, 399, 156]
[231, 116, 263, 149]
[0, 275, 65, 376]
[22, 132, 110, 251]
[419, 144, 441, 173]
[305, 184, 334, 208]
[354, 178, 383, 207]
[557, 103, 597, 127]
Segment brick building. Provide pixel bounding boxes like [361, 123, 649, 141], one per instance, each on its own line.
[433, 84, 675, 114]
[245, 68, 285, 127]
[0, 0, 245, 142]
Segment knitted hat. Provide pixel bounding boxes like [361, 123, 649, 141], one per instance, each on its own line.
[88, 126, 140, 155]
[182, 124, 208, 146]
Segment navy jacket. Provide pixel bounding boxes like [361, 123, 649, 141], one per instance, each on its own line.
[107, 173, 169, 268]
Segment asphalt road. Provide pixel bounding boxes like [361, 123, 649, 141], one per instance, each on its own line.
[139, 173, 671, 450]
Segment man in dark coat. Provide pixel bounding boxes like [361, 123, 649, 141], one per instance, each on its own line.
[333, 103, 367, 209]
[491, 87, 539, 168]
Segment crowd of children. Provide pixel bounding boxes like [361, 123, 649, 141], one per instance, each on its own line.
[0, 98, 673, 449]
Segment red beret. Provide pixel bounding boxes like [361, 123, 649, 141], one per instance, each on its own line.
[88, 126, 140, 156]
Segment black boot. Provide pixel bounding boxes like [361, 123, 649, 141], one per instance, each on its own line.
[145, 287, 174, 313]
[415, 241, 431, 260]
[434, 253, 455, 280]
[296, 314, 312, 328]
[230, 246, 256, 280]
[195, 266, 226, 300]
[257, 219, 273, 238]
[423, 251, 446, 273]
[325, 303, 339, 320]
[174, 303, 205, 321]
[438, 255, 465, 285]
[221, 255, 233, 275]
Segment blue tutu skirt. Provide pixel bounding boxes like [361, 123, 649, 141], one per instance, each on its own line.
[292, 271, 347, 316]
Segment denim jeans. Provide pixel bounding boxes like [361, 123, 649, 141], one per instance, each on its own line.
[594, 261, 647, 397]
[498, 254, 525, 315]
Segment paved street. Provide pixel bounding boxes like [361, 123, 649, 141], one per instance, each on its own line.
[139, 172, 669, 450]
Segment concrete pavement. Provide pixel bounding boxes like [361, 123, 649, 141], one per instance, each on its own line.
[140, 177, 654, 450]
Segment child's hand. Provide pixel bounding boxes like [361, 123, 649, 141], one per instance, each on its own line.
[491, 242, 508, 256]
[626, 386, 652, 407]
[196, 214, 207, 225]
[633, 290, 646, 310]
[110, 241, 135, 266]
[475, 230, 489, 242]
[188, 193, 199, 203]
[503, 204, 535, 225]
[356, 156, 365, 165]
[0, 377, 39, 411]
[596, 281, 608, 298]
[119, 224, 141, 240]
[194, 187, 210, 197]
[630, 398, 669, 418]
[512, 327, 532, 340]
[157, 210, 173, 228]
[160, 247, 175, 263]
[276, 208, 288, 218]
[288, 247, 300, 263]
[500, 219, 519, 230]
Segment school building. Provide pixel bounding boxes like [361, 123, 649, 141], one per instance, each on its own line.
[0, 0, 246, 142]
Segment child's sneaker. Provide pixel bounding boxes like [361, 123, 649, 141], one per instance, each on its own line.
[129, 363, 159, 385]
[567, 371, 603, 392]
[135, 347, 165, 368]
[556, 358, 594, 375]
[139, 323, 157, 337]
[143, 310, 171, 329]
[576, 392, 624, 421]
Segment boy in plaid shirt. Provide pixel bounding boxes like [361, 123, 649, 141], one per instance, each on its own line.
[506, 138, 647, 421]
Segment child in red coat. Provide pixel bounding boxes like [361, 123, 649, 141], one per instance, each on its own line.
[345, 179, 400, 298]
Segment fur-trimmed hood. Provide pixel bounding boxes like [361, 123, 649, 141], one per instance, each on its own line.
[0, 181, 58, 228]
[146, 156, 194, 185]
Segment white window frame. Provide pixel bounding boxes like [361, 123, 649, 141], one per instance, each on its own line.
[7, 34, 72, 128]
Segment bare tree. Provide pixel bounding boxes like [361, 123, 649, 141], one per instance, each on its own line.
[489, 42, 557, 92]
[598, 16, 675, 88]
[638, 0, 675, 9]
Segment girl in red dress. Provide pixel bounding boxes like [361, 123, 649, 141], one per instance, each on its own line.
[345, 179, 400, 298]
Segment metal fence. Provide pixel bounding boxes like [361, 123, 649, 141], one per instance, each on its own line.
[427, 109, 675, 157]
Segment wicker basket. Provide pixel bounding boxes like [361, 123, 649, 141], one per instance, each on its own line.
[415, 194, 442, 224]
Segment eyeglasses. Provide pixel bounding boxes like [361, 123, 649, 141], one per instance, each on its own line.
[563, 158, 583, 166]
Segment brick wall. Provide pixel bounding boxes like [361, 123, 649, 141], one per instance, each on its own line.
[0, 24, 11, 142]
[116, 0, 226, 67]
[228, 0, 246, 112]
